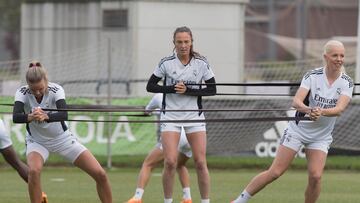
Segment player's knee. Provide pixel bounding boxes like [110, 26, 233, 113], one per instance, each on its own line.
[164, 159, 177, 170]
[194, 159, 207, 171]
[308, 173, 322, 184]
[28, 167, 41, 179]
[93, 167, 108, 182]
[143, 160, 157, 168]
[267, 169, 283, 180]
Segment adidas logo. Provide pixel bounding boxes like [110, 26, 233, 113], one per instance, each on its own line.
[255, 110, 305, 158]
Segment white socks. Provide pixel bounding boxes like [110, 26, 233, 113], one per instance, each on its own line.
[164, 198, 173, 203]
[233, 190, 252, 203]
[133, 188, 144, 200]
[201, 199, 210, 203]
[182, 187, 191, 200]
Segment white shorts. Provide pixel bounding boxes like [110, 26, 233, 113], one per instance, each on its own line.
[280, 128, 331, 154]
[0, 119, 12, 149]
[160, 123, 206, 134]
[156, 142, 192, 158]
[26, 132, 87, 163]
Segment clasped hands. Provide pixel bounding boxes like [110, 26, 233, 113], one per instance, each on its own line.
[309, 107, 322, 121]
[175, 81, 187, 94]
[30, 107, 49, 122]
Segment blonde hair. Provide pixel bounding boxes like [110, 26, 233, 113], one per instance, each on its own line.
[323, 40, 346, 73]
[26, 60, 49, 87]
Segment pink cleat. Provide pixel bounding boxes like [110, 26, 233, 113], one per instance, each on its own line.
[126, 197, 142, 203]
[41, 192, 48, 203]
[180, 199, 192, 203]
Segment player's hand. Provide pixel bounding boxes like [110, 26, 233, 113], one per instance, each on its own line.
[309, 107, 321, 121]
[31, 107, 48, 122]
[175, 81, 187, 94]
[144, 110, 152, 116]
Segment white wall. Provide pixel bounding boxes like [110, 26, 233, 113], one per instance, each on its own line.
[134, 1, 247, 95]
[21, 0, 247, 96]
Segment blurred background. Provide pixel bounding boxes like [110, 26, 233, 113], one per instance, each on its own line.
[0, 0, 359, 163]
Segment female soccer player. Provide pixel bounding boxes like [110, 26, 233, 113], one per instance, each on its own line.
[13, 61, 113, 203]
[147, 26, 216, 203]
[126, 93, 193, 203]
[231, 40, 353, 203]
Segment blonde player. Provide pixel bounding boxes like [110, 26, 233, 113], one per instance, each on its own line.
[231, 40, 353, 203]
[13, 61, 112, 203]
[146, 26, 217, 203]
[126, 93, 193, 203]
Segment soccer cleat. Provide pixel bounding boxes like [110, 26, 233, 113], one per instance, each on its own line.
[41, 192, 48, 203]
[126, 197, 142, 203]
[180, 199, 192, 203]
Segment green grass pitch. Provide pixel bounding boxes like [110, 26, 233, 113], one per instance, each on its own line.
[0, 167, 359, 203]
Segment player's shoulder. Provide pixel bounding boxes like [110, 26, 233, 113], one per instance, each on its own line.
[193, 54, 209, 65]
[340, 72, 354, 88]
[16, 85, 30, 95]
[158, 53, 176, 67]
[303, 67, 324, 79]
[48, 82, 63, 94]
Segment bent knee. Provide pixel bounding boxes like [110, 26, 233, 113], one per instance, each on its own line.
[143, 160, 158, 169]
[92, 168, 108, 182]
[267, 169, 284, 180]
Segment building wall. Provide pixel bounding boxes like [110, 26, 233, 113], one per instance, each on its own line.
[244, 0, 358, 62]
[21, 0, 248, 96]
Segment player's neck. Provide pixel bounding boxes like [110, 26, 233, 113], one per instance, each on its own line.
[177, 54, 191, 66]
[35, 95, 43, 103]
[325, 67, 341, 85]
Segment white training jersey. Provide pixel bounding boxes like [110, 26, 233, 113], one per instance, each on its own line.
[147, 93, 191, 156]
[145, 93, 163, 115]
[15, 82, 69, 142]
[153, 53, 215, 125]
[0, 119, 12, 149]
[288, 67, 353, 142]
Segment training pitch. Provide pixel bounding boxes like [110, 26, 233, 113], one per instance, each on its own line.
[0, 167, 359, 203]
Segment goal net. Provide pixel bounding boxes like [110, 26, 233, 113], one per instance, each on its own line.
[0, 46, 358, 158]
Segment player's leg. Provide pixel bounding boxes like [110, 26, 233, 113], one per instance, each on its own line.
[26, 140, 49, 203]
[2, 142, 48, 203]
[27, 151, 45, 203]
[1, 145, 29, 182]
[186, 130, 209, 202]
[138, 147, 164, 188]
[73, 150, 112, 203]
[162, 130, 181, 203]
[54, 134, 111, 203]
[177, 153, 191, 203]
[304, 148, 327, 203]
[248, 145, 296, 193]
[232, 145, 297, 203]
[0, 120, 29, 182]
[127, 147, 164, 202]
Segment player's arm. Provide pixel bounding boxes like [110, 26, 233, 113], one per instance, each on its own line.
[13, 101, 34, 123]
[320, 95, 351, 117]
[146, 74, 176, 93]
[46, 99, 68, 122]
[183, 77, 217, 96]
[292, 87, 312, 115]
[292, 87, 320, 121]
